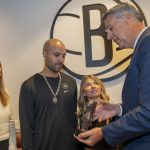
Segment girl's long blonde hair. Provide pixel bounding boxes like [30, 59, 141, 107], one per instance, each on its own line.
[0, 62, 9, 106]
[77, 75, 109, 117]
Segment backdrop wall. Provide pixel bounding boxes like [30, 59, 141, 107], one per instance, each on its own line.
[0, 0, 149, 129]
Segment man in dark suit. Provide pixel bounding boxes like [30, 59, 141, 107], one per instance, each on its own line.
[75, 3, 150, 150]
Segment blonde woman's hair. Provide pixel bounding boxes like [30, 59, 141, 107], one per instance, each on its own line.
[0, 62, 9, 106]
[77, 75, 109, 117]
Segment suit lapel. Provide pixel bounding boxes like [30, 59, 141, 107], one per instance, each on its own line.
[127, 27, 150, 71]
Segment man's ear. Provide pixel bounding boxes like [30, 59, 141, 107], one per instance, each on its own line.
[123, 12, 132, 25]
[43, 50, 47, 59]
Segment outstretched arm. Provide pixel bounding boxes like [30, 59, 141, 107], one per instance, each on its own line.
[93, 100, 121, 121]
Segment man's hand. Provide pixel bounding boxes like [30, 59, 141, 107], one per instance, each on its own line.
[93, 100, 121, 121]
[74, 127, 103, 146]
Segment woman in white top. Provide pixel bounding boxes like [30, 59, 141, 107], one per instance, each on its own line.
[0, 62, 17, 150]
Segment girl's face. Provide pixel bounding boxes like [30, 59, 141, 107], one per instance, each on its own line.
[83, 78, 101, 99]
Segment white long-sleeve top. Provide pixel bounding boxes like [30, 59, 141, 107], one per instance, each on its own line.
[0, 100, 17, 150]
[0, 101, 10, 141]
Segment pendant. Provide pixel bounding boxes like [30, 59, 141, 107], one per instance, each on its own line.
[53, 97, 57, 103]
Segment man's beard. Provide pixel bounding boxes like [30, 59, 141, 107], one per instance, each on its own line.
[46, 64, 61, 73]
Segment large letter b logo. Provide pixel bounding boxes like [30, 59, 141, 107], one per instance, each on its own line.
[50, 0, 147, 81]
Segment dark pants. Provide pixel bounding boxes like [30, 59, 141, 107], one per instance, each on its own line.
[0, 139, 9, 150]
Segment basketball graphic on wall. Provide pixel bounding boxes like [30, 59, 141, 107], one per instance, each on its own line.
[50, 0, 147, 81]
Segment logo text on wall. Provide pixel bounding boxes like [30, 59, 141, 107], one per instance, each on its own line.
[50, 0, 147, 82]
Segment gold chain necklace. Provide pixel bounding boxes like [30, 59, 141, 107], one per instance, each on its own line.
[43, 72, 61, 103]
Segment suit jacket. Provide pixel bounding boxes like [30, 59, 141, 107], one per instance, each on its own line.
[102, 27, 150, 150]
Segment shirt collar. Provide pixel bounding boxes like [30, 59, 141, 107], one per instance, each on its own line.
[134, 27, 148, 49]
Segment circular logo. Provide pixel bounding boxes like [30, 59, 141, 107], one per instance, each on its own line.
[62, 83, 69, 90]
[50, 0, 147, 81]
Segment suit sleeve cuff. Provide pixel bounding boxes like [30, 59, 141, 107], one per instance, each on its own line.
[117, 104, 122, 116]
